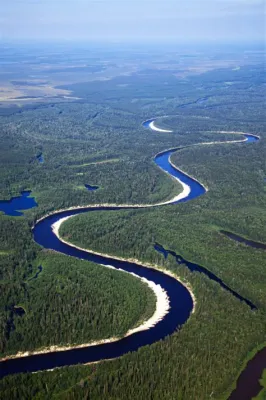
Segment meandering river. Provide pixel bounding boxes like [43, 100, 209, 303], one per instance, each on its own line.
[0, 117, 261, 399]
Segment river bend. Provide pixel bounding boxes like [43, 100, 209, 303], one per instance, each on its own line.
[0, 117, 259, 379]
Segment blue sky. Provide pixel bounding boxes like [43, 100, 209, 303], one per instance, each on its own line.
[0, 0, 265, 42]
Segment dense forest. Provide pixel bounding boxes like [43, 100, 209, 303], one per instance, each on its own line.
[1, 250, 155, 355]
[0, 46, 265, 399]
[1, 256, 265, 399]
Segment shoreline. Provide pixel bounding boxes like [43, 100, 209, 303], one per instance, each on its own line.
[0, 216, 195, 363]
[217, 130, 260, 139]
[149, 120, 173, 133]
[1, 249, 171, 362]
[52, 215, 197, 316]
[3, 127, 255, 365]
[34, 129, 257, 227]
[143, 115, 260, 140]
[34, 158, 191, 226]
[55, 217, 173, 338]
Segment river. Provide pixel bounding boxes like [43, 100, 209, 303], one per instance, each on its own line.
[0, 117, 261, 400]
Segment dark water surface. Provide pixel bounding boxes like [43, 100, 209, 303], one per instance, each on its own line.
[154, 243, 256, 310]
[1, 207, 194, 376]
[1, 143, 204, 377]
[229, 347, 266, 400]
[0, 119, 260, 386]
[221, 230, 266, 250]
[85, 184, 99, 191]
[0, 191, 38, 216]
[154, 149, 206, 202]
[13, 307, 25, 317]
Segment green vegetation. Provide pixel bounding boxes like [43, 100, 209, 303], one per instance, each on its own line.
[0, 250, 155, 356]
[60, 132, 266, 308]
[0, 46, 265, 399]
[0, 211, 155, 358]
[0, 256, 265, 399]
[72, 158, 120, 167]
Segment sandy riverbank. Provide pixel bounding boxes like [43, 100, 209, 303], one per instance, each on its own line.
[53, 221, 197, 314]
[217, 131, 260, 139]
[1, 124, 258, 366]
[10, 127, 254, 363]
[52, 215, 197, 315]
[1, 215, 197, 363]
[55, 217, 172, 338]
[0, 245, 171, 362]
[35, 129, 256, 227]
[149, 120, 173, 133]
[34, 166, 191, 226]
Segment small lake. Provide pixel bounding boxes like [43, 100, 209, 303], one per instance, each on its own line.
[0, 191, 38, 216]
[37, 154, 44, 163]
[13, 306, 26, 317]
[85, 184, 99, 191]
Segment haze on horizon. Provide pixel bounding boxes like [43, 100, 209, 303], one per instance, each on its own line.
[0, 0, 265, 44]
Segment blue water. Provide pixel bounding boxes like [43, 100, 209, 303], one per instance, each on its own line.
[220, 231, 266, 250]
[143, 116, 259, 146]
[85, 184, 99, 191]
[37, 154, 44, 163]
[154, 243, 168, 259]
[142, 119, 155, 128]
[0, 191, 38, 217]
[154, 243, 256, 309]
[244, 135, 259, 143]
[0, 208, 193, 376]
[0, 118, 259, 377]
[154, 149, 206, 203]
